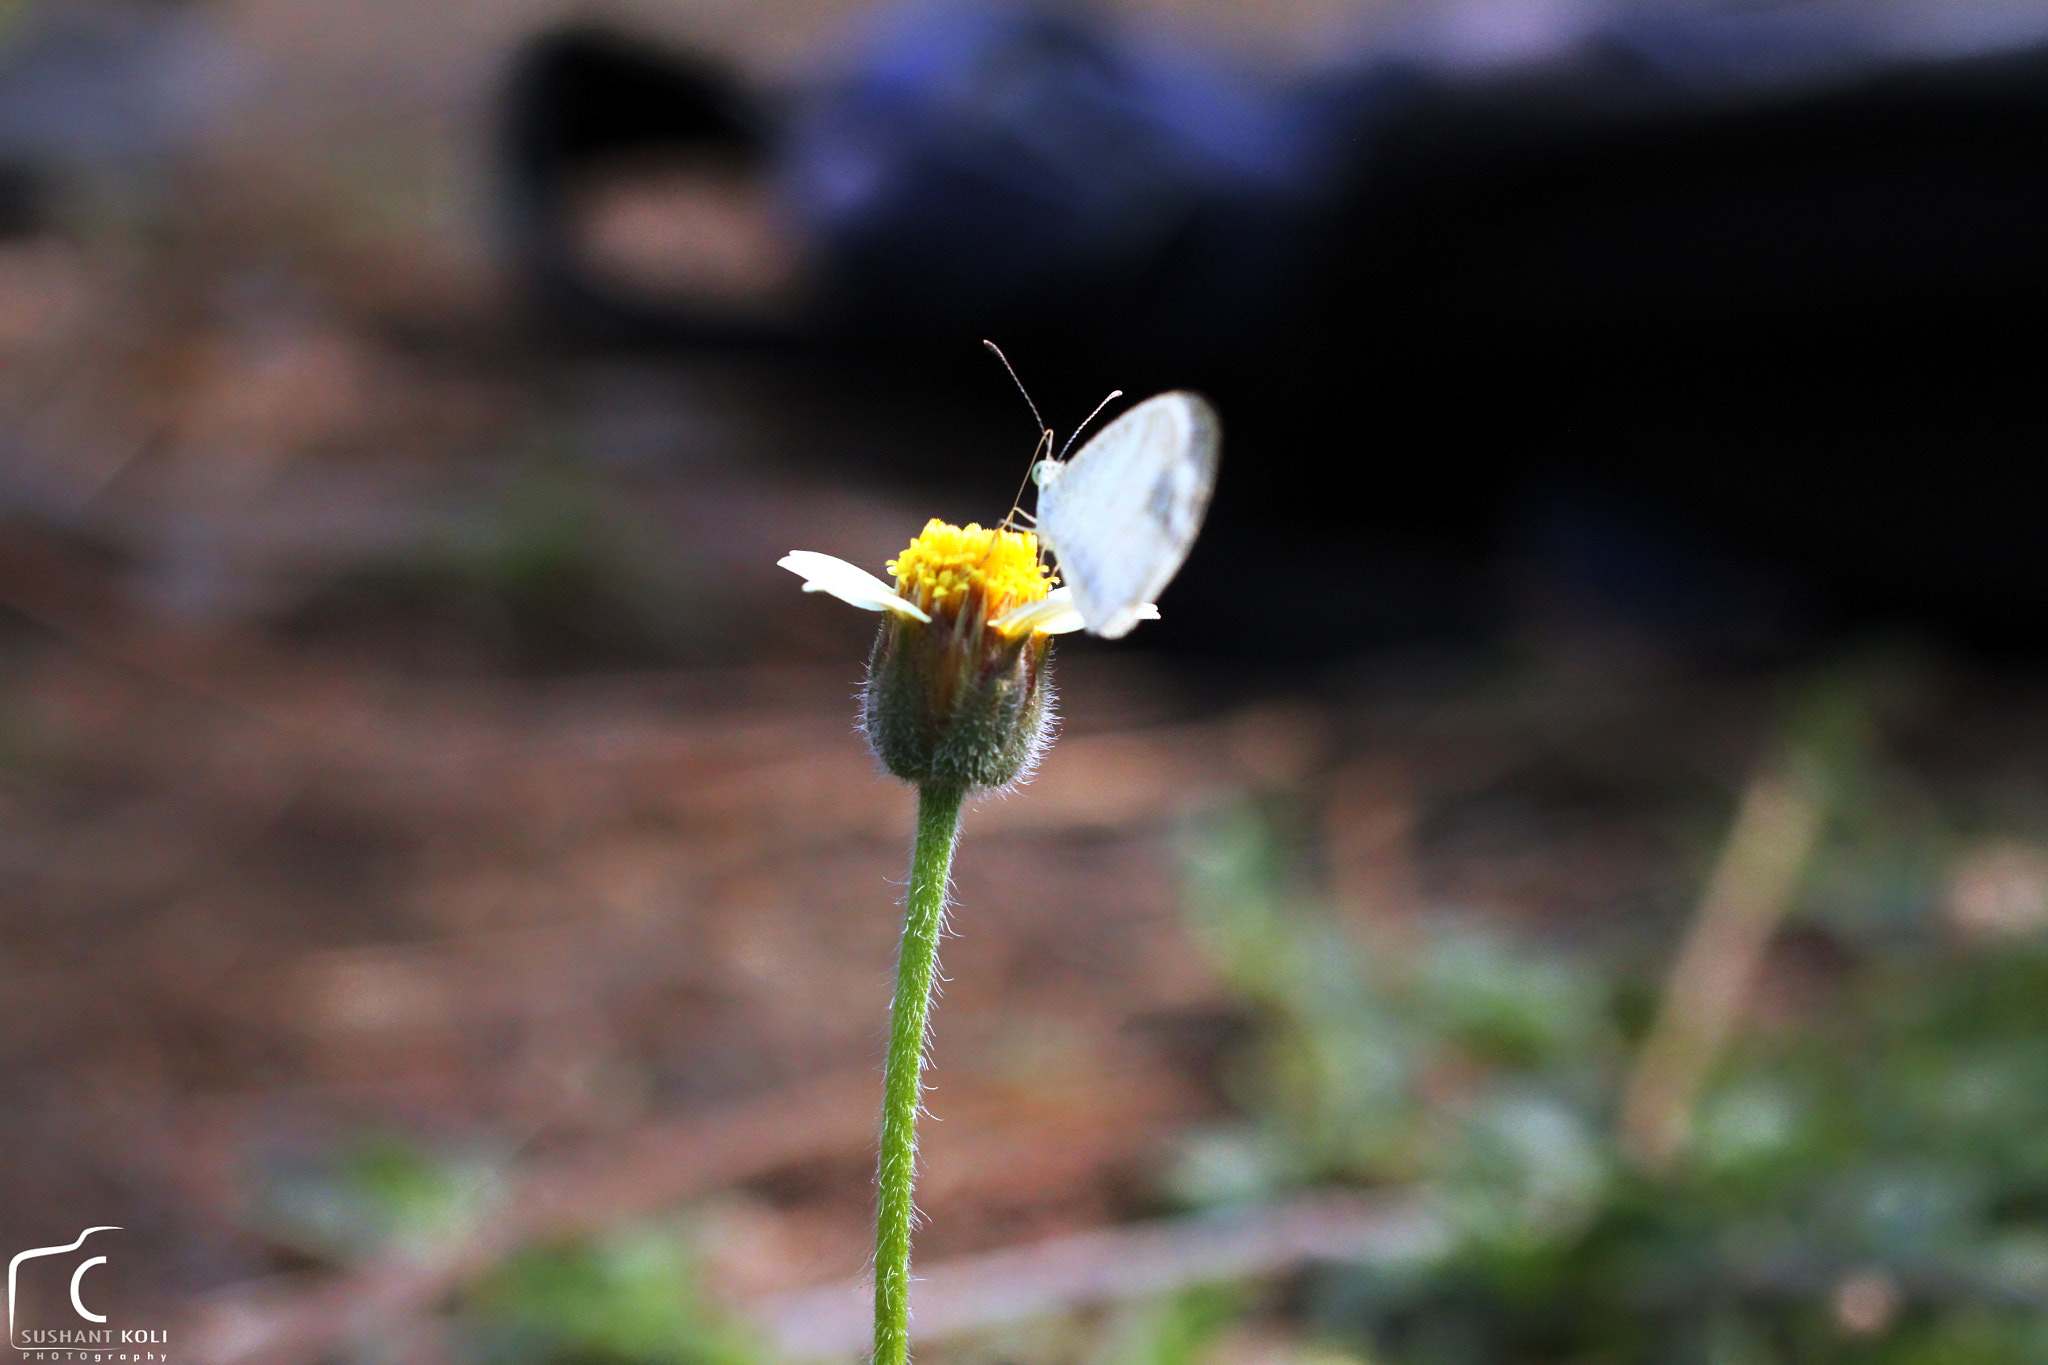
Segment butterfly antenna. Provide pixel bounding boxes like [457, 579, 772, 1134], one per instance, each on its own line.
[1057, 389, 1125, 461]
[986, 341, 1057, 532]
[983, 340, 1047, 436]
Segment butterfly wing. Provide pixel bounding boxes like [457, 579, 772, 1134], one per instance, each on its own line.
[1037, 391, 1220, 638]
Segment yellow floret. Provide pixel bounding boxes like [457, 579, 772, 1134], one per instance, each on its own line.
[888, 519, 1052, 619]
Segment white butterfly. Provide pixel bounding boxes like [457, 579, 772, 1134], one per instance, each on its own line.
[1032, 391, 1221, 639]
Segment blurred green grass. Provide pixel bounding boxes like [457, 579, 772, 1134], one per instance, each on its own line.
[1173, 692, 2048, 1364]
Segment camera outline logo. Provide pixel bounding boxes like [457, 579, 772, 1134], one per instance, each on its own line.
[8, 1228, 123, 1350]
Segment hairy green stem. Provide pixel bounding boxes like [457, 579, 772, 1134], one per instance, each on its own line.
[874, 781, 965, 1365]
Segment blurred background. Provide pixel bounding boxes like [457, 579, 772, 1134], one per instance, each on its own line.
[10, 0, 2048, 1362]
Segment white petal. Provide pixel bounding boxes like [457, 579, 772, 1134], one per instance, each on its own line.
[779, 551, 931, 621]
[994, 591, 1086, 636]
[993, 587, 1159, 637]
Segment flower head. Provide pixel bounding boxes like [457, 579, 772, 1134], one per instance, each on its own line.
[779, 520, 1160, 640]
[887, 519, 1051, 626]
[780, 519, 1156, 790]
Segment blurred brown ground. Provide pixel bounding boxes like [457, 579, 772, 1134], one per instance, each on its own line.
[7, 2, 2048, 1363]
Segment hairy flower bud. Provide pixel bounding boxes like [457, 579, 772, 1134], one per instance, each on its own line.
[862, 520, 1056, 791]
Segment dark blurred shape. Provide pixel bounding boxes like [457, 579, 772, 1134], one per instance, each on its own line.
[499, 5, 2048, 658]
[779, 4, 1390, 362]
[1317, 30, 2048, 656]
[500, 24, 786, 342]
[0, 160, 43, 237]
[503, 8, 1390, 359]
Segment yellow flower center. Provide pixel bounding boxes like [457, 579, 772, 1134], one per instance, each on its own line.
[888, 519, 1052, 622]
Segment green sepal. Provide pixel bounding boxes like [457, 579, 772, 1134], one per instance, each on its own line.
[863, 614, 1054, 791]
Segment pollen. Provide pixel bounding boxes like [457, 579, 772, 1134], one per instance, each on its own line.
[889, 519, 1053, 621]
